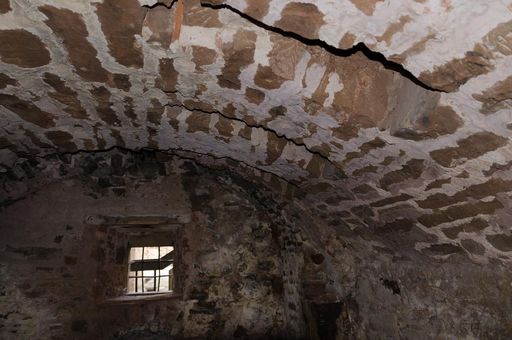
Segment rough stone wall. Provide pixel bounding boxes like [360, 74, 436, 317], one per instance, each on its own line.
[0, 150, 296, 339]
[1, 149, 512, 339]
[353, 260, 512, 339]
[320, 235, 512, 339]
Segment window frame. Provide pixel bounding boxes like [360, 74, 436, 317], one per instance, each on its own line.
[88, 215, 184, 305]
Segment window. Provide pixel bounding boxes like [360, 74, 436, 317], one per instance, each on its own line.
[127, 246, 174, 294]
[87, 215, 183, 304]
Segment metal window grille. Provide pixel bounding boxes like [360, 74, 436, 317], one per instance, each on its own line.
[127, 246, 174, 293]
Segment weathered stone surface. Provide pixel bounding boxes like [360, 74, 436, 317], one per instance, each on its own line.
[245, 87, 265, 105]
[184, 0, 223, 28]
[156, 58, 178, 92]
[274, 3, 324, 40]
[417, 178, 512, 210]
[370, 193, 413, 208]
[186, 110, 210, 133]
[392, 105, 463, 141]
[418, 199, 503, 227]
[379, 159, 424, 190]
[487, 234, 512, 252]
[91, 86, 120, 126]
[41, 6, 111, 83]
[254, 65, 287, 90]
[375, 218, 415, 234]
[143, 4, 173, 47]
[112, 74, 131, 91]
[422, 243, 464, 256]
[425, 178, 451, 191]
[376, 15, 411, 45]
[0, 29, 50, 68]
[483, 160, 512, 176]
[0, 73, 17, 89]
[473, 75, 512, 115]
[418, 48, 493, 92]
[350, 0, 384, 16]
[442, 218, 488, 240]
[268, 35, 306, 83]
[461, 239, 486, 255]
[331, 52, 394, 128]
[43, 73, 87, 119]
[95, 0, 146, 68]
[218, 30, 257, 90]
[352, 164, 379, 177]
[243, 0, 270, 20]
[214, 115, 234, 138]
[45, 130, 76, 151]
[342, 137, 386, 165]
[146, 99, 164, 125]
[0, 94, 55, 128]
[430, 132, 507, 168]
[353, 184, 378, 195]
[191, 46, 217, 72]
[0, 0, 10, 13]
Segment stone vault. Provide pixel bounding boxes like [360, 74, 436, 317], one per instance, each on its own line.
[2, 0, 512, 339]
[1, 0, 512, 278]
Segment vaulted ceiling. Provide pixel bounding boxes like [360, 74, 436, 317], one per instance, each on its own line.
[1, 0, 512, 262]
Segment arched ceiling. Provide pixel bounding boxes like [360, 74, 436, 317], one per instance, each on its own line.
[1, 0, 512, 263]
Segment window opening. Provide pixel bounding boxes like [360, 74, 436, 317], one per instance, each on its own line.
[127, 246, 174, 294]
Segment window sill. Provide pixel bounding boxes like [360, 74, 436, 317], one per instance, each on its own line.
[97, 292, 181, 306]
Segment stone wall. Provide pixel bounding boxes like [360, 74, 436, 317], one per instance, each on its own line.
[1, 149, 511, 339]
[0, 149, 301, 339]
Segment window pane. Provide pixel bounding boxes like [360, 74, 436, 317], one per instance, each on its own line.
[159, 275, 169, 291]
[142, 270, 156, 277]
[128, 278, 136, 293]
[143, 277, 156, 292]
[136, 277, 143, 293]
[161, 263, 173, 276]
[159, 276, 168, 290]
[143, 247, 159, 259]
[129, 247, 143, 260]
[160, 246, 174, 257]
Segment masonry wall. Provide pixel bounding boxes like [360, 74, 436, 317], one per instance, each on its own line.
[0, 151, 298, 339]
[1, 150, 511, 339]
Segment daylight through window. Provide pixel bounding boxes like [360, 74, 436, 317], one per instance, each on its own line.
[127, 246, 174, 294]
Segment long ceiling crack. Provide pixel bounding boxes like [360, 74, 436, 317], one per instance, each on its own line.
[200, 1, 444, 92]
[164, 101, 346, 178]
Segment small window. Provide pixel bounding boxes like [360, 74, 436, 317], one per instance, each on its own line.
[127, 246, 174, 294]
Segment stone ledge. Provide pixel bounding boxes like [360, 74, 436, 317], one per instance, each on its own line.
[97, 293, 181, 306]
